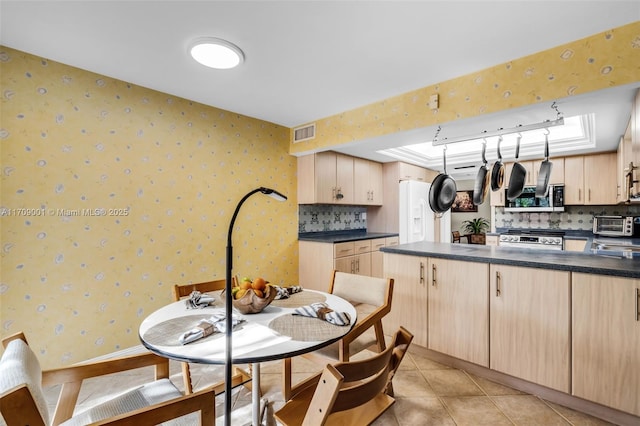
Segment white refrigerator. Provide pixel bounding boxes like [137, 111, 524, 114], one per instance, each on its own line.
[399, 180, 451, 244]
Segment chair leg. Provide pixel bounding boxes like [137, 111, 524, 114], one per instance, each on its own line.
[181, 362, 194, 394]
[374, 321, 386, 352]
[282, 358, 293, 401]
[234, 366, 256, 395]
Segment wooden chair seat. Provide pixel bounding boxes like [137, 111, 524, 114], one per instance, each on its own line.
[275, 327, 413, 426]
[0, 332, 215, 426]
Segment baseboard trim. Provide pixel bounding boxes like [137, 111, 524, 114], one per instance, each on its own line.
[409, 345, 639, 426]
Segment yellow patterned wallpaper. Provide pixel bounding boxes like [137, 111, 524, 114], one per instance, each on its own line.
[290, 21, 640, 153]
[0, 47, 298, 368]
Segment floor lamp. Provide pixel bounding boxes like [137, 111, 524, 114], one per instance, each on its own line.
[225, 186, 287, 426]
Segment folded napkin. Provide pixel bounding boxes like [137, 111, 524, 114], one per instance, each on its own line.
[293, 302, 351, 326]
[178, 312, 244, 344]
[185, 291, 215, 309]
[272, 285, 303, 300]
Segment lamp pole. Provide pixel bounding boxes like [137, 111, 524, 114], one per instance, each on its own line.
[224, 187, 287, 426]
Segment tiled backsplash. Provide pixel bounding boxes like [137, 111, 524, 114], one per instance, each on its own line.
[495, 205, 640, 230]
[298, 205, 367, 233]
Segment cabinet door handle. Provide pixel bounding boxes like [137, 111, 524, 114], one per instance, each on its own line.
[432, 264, 437, 287]
[578, 188, 581, 201]
[588, 189, 591, 202]
[332, 187, 336, 200]
[636, 288, 639, 322]
[496, 271, 501, 297]
[350, 260, 355, 274]
[356, 258, 360, 273]
[419, 262, 425, 285]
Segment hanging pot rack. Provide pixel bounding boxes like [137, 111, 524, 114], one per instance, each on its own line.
[432, 102, 564, 146]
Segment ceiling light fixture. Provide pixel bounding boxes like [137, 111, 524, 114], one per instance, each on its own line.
[189, 37, 244, 69]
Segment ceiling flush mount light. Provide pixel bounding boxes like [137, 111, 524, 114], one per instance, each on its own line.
[189, 37, 244, 69]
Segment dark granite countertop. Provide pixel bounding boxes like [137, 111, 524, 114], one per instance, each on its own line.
[298, 230, 399, 243]
[381, 241, 640, 279]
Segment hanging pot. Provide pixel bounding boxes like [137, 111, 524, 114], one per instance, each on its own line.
[429, 147, 457, 215]
[507, 133, 527, 201]
[535, 131, 553, 197]
[490, 136, 505, 191]
[473, 140, 490, 205]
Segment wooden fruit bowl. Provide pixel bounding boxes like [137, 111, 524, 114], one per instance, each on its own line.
[223, 286, 276, 314]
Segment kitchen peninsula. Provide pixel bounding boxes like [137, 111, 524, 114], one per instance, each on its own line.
[380, 242, 640, 425]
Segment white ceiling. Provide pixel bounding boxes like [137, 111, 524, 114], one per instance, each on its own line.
[2, 1, 639, 178]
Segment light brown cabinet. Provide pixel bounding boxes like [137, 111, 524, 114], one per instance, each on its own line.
[370, 236, 398, 278]
[428, 258, 489, 366]
[564, 153, 617, 205]
[489, 264, 571, 392]
[367, 161, 438, 233]
[564, 239, 587, 252]
[299, 236, 397, 291]
[334, 240, 372, 275]
[353, 157, 383, 205]
[382, 253, 428, 346]
[297, 151, 354, 204]
[572, 273, 640, 416]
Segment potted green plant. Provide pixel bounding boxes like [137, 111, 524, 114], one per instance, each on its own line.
[461, 217, 490, 244]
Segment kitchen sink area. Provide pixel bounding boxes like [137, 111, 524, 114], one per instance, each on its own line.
[590, 238, 640, 259]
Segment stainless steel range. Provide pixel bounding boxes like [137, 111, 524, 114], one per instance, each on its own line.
[499, 230, 565, 251]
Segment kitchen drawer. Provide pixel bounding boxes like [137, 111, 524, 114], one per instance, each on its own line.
[334, 241, 355, 258]
[355, 239, 373, 254]
[370, 238, 386, 251]
[385, 236, 399, 246]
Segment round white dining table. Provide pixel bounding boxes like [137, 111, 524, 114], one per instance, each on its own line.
[138, 289, 357, 425]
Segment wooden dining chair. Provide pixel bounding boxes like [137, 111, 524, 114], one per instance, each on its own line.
[172, 279, 253, 395]
[275, 327, 413, 426]
[282, 270, 394, 400]
[452, 231, 461, 243]
[0, 332, 215, 426]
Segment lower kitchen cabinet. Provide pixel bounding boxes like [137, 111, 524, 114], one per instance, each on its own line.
[489, 264, 571, 393]
[428, 258, 489, 366]
[383, 253, 428, 346]
[572, 273, 640, 416]
[299, 237, 398, 291]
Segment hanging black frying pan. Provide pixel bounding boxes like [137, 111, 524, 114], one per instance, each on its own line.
[507, 133, 527, 201]
[535, 130, 553, 197]
[429, 147, 457, 215]
[490, 136, 505, 191]
[473, 140, 490, 205]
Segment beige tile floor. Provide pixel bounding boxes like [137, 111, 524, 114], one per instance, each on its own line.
[44, 346, 615, 426]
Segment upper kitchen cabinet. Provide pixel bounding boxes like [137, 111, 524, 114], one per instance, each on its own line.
[531, 158, 564, 185]
[353, 157, 383, 205]
[297, 151, 354, 204]
[367, 161, 438, 233]
[564, 153, 617, 205]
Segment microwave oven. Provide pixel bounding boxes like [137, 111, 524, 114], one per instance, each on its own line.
[504, 185, 565, 212]
[593, 215, 640, 237]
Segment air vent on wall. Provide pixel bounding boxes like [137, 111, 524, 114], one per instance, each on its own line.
[293, 123, 316, 143]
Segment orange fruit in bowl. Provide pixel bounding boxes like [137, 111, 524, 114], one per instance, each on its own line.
[251, 277, 267, 291]
[240, 280, 252, 290]
[253, 289, 264, 298]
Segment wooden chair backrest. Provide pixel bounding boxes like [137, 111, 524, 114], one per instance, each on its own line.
[329, 271, 393, 310]
[304, 327, 413, 420]
[452, 231, 461, 243]
[172, 279, 227, 301]
[0, 333, 49, 426]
